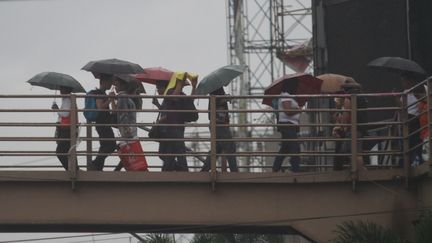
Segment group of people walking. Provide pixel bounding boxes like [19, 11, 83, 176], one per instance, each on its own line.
[44, 57, 429, 173]
[51, 69, 240, 172]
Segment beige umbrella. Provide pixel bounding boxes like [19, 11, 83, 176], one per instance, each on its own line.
[316, 73, 358, 93]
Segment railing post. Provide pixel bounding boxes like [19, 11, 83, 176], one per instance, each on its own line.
[86, 123, 92, 170]
[209, 95, 217, 189]
[68, 94, 78, 183]
[427, 78, 432, 165]
[350, 94, 358, 182]
[401, 93, 410, 187]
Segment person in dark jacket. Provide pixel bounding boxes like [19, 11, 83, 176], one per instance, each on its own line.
[201, 87, 238, 172]
[88, 73, 117, 171]
[155, 75, 197, 171]
[332, 82, 368, 170]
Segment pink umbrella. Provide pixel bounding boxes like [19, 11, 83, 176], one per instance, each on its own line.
[133, 67, 174, 85]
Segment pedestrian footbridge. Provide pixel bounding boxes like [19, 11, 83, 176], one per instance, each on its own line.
[0, 80, 430, 242]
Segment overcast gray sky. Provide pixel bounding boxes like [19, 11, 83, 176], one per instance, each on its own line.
[0, 0, 227, 94]
[0, 0, 226, 242]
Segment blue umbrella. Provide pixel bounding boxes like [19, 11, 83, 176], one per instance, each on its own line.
[195, 65, 247, 95]
[27, 72, 86, 93]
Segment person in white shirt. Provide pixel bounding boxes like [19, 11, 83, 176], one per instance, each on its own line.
[399, 72, 423, 165]
[51, 86, 73, 170]
[272, 82, 302, 172]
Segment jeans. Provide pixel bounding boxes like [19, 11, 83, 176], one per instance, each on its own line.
[159, 126, 188, 171]
[56, 127, 70, 170]
[272, 123, 300, 172]
[89, 125, 116, 171]
[201, 127, 238, 172]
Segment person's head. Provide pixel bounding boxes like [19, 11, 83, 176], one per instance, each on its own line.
[341, 82, 362, 94]
[59, 86, 73, 95]
[400, 72, 421, 89]
[113, 78, 128, 93]
[125, 81, 140, 95]
[98, 73, 113, 90]
[156, 81, 168, 95]
[113, 75, 139, 93]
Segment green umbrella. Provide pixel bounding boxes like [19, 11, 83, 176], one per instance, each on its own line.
[27, 72, 86, 93]
[195, 65, 247, 95]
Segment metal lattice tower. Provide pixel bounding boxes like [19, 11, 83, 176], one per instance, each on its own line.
[226, 0, 312, 170]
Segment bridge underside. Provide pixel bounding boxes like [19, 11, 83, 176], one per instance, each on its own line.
[0, 169, 429, 242]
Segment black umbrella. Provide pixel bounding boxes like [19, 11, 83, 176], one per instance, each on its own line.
[82, 58, 144, 75]
[368, 56, 426, 75]
[27, 72, 86, 93]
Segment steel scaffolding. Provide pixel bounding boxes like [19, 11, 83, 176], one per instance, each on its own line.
[226, 0, 313, 170]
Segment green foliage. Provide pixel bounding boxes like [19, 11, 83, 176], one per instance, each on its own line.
[191, 233, 228, 243]
[330, 220, 407, 243]
[235, 234, 284, 243]
[415, 210, 432, 243]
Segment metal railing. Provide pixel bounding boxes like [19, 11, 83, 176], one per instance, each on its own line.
[0, 79, 430, 181]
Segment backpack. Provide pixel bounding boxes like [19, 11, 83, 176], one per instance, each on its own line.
[180, 97, 199, 122]
[83, 90, 99, 122]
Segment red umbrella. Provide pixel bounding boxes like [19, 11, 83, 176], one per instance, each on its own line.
[133, 67, 174, 85]
[262, 73, 323, 107]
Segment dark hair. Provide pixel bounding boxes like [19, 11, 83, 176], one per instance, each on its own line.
[128, 81, 142, 109]
[59, 86, 73, 94]
[211, 87, 226, 95]
[99, 73, 112, 82]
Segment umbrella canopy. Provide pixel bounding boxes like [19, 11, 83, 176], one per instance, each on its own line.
[27, 72, 86, 93]
[368, 56, 426, 75]
[195, 65, 247, 95]
[113, 74, 146, 93]
[133, 67, 174, 85]
[262, 73, 323, 107]
[316, 73, 358, 93]
[82, 58, 144, 75]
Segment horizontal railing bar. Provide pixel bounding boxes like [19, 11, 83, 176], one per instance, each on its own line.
[0, 108, 404, 113]
[0, 93, 406, 99]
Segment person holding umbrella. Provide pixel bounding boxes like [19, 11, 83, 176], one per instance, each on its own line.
[82, 58, 144, 171]
[368, 57, 427, 166]
[51, 86, 75, 170]
[27, 71, 86, 171]
[272, 81, 302, 173]
[156, 72, 198, 171]
[398, 71, 424, 165]
[111, 75, 142, 139]
[200, 87, 238, 172]
[87, 73, 117, 171]
[111, 74, 148, 171]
